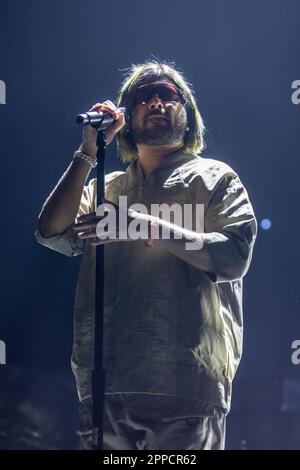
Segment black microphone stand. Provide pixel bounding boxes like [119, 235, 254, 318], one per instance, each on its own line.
[92, 125, 106, 450]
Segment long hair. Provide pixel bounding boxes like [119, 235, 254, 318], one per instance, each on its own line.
[116, 60, 205, 163]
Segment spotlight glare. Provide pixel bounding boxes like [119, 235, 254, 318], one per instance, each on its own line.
[260, 218, 272, 230]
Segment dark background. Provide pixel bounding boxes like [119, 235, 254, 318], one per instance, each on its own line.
[0, 0, 299, 449]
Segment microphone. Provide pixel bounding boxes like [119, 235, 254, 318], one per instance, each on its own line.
[76, 107, 126, 130]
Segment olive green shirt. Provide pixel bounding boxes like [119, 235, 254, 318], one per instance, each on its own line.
[35, 150, 256, 415]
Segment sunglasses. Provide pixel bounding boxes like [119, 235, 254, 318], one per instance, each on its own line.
[132, 81, 184, 106]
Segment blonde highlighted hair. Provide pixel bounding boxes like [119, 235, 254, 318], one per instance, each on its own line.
[116, 60, 205, 163]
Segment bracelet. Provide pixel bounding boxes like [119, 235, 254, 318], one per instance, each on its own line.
[73, 150, 97, 168]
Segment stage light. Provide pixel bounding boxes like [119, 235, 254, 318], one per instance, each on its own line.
[260, 218, 272, 230]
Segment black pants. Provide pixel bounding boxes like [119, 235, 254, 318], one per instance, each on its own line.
[78, 393, 226, 450]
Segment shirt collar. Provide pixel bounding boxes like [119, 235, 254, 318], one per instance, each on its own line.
[127, 148, 199, 185]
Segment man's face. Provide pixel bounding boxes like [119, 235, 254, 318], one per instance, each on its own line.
[129, 80, 188, 146]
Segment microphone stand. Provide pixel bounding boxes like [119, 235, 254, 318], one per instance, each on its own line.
[92, 126, 106, 450]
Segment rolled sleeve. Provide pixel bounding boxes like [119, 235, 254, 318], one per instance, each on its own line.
[203, 173, 257, 283]
[35, 223, 85, 257]
[35, 177, 94, 257]
[35, 171, 125, 258]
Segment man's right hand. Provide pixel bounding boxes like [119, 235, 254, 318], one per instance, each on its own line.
[79, 100, 126, 159]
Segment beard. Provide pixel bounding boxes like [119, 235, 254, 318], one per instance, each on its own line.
[131, 108, 187, 146]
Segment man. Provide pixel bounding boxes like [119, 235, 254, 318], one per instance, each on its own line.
[35, 61, 257, 450]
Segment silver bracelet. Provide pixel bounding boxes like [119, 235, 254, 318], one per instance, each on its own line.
[73, 150, 97, 168]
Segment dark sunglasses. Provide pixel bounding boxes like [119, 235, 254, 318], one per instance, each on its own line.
[132, 81, 184, 106]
